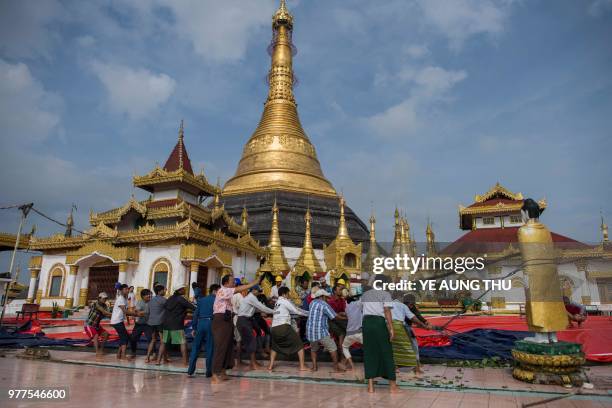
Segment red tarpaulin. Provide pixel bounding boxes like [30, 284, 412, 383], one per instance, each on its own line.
[413, 315, 612, 362]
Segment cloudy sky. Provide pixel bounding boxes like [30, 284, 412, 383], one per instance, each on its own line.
[1, 0, 611, 264]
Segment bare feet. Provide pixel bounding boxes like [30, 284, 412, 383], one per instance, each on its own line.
[414, 366, 424, 375]
[211, 374, 222, 384]
[390, 382, 401, 394]
[299, 366, 310, 371]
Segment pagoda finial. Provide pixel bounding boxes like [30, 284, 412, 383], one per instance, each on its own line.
[337, 194, 349, 239]
[601, 211, 609, 243]
[266, 197, 289, 272]
[426, 218, 437, 255]
[65, 204, 76, 238]
[241, 204, 249, 229]
[369, 210, 376, 243]
[293, 206, 323, 277]
[178, 120, 185, 169]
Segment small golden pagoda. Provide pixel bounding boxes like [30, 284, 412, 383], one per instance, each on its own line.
[362, 212, 381, 275]
[323, 196, 362, 285]
[426, 219, 437, 256]
[292, 207, 324, 284]
[257, 199, 290, 296]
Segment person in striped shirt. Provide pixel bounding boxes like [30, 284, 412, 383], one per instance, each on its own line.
[306, 289, 346, 372]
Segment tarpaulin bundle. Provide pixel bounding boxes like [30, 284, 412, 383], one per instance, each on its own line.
[419, 329, 528, 360]
[0, 328, 87, 348]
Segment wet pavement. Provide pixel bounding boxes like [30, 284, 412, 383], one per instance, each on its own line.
[0, 350, 610, 407]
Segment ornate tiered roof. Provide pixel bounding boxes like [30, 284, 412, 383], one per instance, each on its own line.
[30, 123, 263, 256]
[458, 183, 546, 230]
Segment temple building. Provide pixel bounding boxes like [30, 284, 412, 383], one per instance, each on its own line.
[439, 183, 612, 309]
[25, 124, 264, 309]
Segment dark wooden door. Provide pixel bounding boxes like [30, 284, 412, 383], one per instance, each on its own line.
[88, 265, 119, 300]
[197, 266, 208, 293]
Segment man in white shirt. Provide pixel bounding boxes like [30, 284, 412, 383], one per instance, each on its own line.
[110, 284, 136, 360]
[341, 296, 363, 371]
[269, 286, 309, 371]
[236, 285, 275, 370]
[231, 280, 246, 366]
[361, 274, 398, 393]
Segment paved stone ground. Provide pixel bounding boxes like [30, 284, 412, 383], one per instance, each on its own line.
[0, 350, 610, 407]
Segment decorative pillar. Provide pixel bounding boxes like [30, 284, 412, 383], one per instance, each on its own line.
[208, 267, 217, 287]
[118, 263, 128, 284]
[78, 272, 89, 307]
[189, 261, 199, 297]
[26, 269, 40, 303]
[35, 289, 43, 304]
[65, 265, 78, 309]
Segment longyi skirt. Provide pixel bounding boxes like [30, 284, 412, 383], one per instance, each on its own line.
[362, 315, 396, 380]
[391, 320, 417, 367]
[270, 324, 303, 355]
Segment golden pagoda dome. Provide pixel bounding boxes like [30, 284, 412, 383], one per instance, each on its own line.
[223, 0, 336, 198]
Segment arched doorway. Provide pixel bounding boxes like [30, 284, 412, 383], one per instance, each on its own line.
[88, 260, 119, 300]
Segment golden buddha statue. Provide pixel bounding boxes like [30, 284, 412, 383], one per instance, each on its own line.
[517, 198, 568, 342]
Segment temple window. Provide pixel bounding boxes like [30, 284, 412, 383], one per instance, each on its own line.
[150, 258, 172, 291]
[509, 215, 521, 224]
[483, 217, 495, 225]
[47, 264, 65, 297]
[343, 253, 357, 268]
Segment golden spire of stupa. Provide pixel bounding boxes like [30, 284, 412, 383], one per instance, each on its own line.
[391, 208, 402, 257]
[294, 207, 323, 276]
[265, 198, 289, 273]
[178, 119, 185, 169]
[223, 0, 336, 197]
[426, 218, 437, 255]
[241, 205, 249, 229]
[336, 195, 350, 240]
[601, 212, 609, 243]
[363, 210, 381, 273]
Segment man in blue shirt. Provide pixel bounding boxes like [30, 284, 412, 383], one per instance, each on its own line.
[306, 289, 346, 372]
[187, 284, 220, 377]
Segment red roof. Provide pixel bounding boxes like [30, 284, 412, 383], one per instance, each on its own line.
[163, 136, 194, 174]
[442, 227, 588, 256]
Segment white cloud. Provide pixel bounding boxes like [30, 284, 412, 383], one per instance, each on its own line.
[367, 65, 467, 138]
[0, 60, 62, 144]
[90, 61, 176, 119]
[417, 0, 510, 51]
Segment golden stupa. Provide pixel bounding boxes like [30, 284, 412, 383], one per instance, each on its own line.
[223, 0, 336, 198]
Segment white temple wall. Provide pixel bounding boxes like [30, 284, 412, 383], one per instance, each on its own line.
[38, 254, 67, 308]
[231, 249, 260, 282]
[136, 245, 184, 292]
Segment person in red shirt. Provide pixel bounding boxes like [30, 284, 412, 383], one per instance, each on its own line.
[563, 296, 587, 327]
[327, 279, 348, 363]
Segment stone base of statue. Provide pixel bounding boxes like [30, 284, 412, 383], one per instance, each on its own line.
[511, 340, 586, 386]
